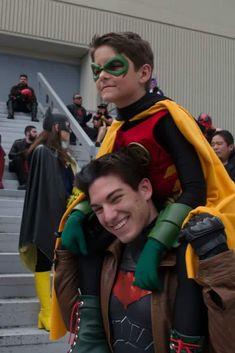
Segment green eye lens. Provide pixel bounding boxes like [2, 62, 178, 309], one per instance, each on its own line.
[91, 54, 129, 81]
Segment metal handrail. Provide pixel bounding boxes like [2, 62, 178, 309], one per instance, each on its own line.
[37, 72, 96, 162]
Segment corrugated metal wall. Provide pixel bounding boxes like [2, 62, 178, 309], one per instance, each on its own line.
[1, 0, 235, 132]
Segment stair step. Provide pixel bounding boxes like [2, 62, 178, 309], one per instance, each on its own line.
[0, 215, 22, 233]
[0, 119, 42, 126]
[0, 327, 68, 353]
[0, 273, 35, 298]
[0, 112, 39, 120]
[0, 197, 24, 207]
[0, 298, 39, 328]
[0, 233, 19, 252]
[0, 188, 25, 198]
[0, 205, 23, 217]
[2, 179, 19, 189]
[0, 253, 29, 274]
[2, 169, 19, 180]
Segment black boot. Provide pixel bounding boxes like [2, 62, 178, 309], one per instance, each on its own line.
[7, 99, 14, 119]
[170, 329, 205, 353]
[68, 295, 111, 353]
[31, 102, 39, 122]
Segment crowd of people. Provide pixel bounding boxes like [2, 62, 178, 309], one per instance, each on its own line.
[1, 31, 235, 353]
[66, 93, 113, 147]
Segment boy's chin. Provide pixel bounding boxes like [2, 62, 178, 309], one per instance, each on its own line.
[101, 95, 114, 103]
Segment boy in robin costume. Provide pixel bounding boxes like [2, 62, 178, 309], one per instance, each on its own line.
[51, 32, 235, 352]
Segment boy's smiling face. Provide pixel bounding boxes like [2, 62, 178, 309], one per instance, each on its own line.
[93, 45, 151, 108]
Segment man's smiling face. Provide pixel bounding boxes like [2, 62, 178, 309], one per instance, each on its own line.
[89, 174, 156, 243]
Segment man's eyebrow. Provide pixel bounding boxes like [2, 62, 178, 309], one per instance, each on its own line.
[90, 188, 123, 208]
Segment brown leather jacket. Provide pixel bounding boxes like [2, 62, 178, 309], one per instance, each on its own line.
[54, 244, 235, 352]
[101, 239, 235, 353]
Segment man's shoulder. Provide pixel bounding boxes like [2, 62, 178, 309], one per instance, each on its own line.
[27, 85, 35, 92]
[13, 138, 26, 144]
[67, 103, 75, 109]
[9, 84, 20, 91]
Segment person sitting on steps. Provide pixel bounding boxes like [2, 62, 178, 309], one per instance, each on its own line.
[6, 73, 39, 122]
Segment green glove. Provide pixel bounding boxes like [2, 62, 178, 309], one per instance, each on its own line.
[133, 204, 191, 291]
[61, 200, 91, 255]
[133, 238, 167, 291]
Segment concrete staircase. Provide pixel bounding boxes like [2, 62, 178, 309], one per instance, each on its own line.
[0, 102, 70, 352]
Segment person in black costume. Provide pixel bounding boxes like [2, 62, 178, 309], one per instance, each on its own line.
[67, 93, 96, 144]
[211, 130, 235, 181]
[7, 73, 38, 121]
[197, 113, 216, 143]
[8, 125, 37, 190]
[19, 108, 77, 332]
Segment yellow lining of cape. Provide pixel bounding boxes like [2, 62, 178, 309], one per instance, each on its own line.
[51, 99, 235, 339]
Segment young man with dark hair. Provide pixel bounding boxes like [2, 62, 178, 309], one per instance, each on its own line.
[211, 130, 235, 181]
[8, 125, 37, 189]
[7, 74, 38, 121]
[54, 149, 235, 353]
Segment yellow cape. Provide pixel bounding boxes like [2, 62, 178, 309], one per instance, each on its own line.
[50, 99, 235, 339]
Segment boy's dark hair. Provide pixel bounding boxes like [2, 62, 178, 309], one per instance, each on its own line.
[90, 32, 154, 88]
[24, 125, 36, 135]
[76, 147, 150, 197]
[212, 130, 234, 146]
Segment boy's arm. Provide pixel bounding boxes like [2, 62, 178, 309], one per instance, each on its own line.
[134, 203, 191, 290]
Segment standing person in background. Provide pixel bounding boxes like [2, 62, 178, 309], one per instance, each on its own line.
[149, 77, 164, 96]
[197, 113, 216, 143]
[67, 93, 96, 144]
[7, 74, 38, 122]
[19, 108, 77, 332]
[211, 130, 235, 181]
[92, 103, 113, 147]
[8, 125, 37, 190]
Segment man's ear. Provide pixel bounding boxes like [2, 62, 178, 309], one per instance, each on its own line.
[138, 64, 152, 84]
[139, 177, 153, 200]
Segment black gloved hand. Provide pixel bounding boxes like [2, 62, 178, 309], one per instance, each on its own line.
[179, 213, 228, 260]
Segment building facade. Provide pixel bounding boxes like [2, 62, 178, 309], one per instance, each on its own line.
[1, 0, 235, 132]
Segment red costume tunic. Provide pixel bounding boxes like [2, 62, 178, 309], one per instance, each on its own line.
[113, 110, 181, 205]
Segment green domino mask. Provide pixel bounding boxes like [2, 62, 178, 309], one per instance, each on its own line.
[91, 54, 129, 81]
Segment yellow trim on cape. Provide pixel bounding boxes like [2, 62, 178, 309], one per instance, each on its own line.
[51, 99, 235, 339]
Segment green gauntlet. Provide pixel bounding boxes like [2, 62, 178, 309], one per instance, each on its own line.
[134, 203, 192, 290]
[61, 200, 92, 255]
